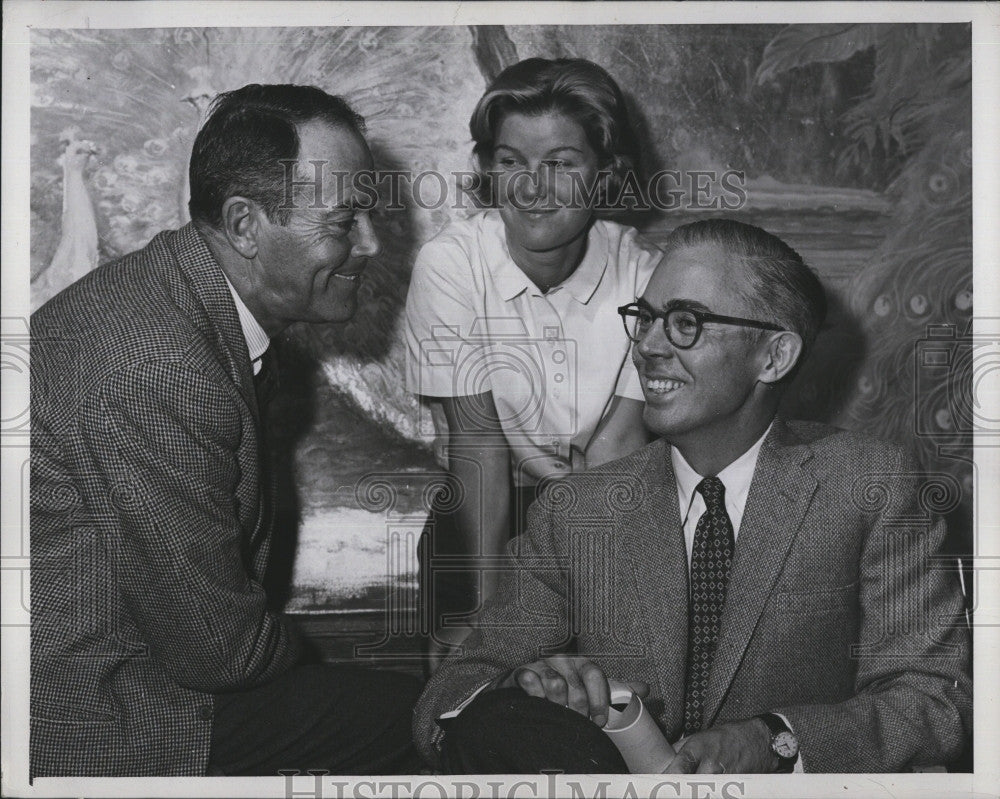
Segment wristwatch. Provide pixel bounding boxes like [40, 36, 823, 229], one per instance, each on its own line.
[756, 712, 799, 773]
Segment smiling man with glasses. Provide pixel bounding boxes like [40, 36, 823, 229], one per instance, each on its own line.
[414, 217, 970, 776]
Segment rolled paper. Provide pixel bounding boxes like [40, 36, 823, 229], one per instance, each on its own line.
[603, 680, 675, 773]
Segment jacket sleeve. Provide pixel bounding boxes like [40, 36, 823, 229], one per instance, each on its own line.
[77, 359, 300, 693]
[776, 449, 972, 772]
[412, 487, 574, 767]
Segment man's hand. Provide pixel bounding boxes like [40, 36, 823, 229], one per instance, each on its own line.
[664, 718, 778, 774]
[495, 655, 649, 729]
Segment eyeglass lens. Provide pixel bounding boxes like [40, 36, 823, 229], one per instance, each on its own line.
[628, 307, 698, 347]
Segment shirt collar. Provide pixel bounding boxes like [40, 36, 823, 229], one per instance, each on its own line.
[220, 272, 270, 365]
[670, 420, 775, 512]
[483, 211, 610, 304]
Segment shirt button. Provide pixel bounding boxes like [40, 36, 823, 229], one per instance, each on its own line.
[198, 703, 213, 721]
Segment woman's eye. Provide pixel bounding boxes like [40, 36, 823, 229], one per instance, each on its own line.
[496, 157, 520, 169]
[637, 310, 653, 326]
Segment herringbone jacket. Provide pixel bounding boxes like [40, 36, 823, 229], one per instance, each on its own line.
[30, 224, 300, 776]
[414, 421, 972, 772]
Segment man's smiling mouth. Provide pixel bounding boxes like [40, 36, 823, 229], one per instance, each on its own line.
[645, 377, 684, 395]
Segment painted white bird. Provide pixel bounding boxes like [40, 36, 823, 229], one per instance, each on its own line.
[33, 128, 99, 310]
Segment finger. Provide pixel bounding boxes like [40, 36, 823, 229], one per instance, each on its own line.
[540, 666, 569, 707]
[566, 678, 590, 718]
[625, 680, 650, 699]
[553, 660, 590, 718]
[579, 661, 611, 727]
[664, 745, 699, 774]
[696, 757, 724, 774]
[513, 667, 547, 699]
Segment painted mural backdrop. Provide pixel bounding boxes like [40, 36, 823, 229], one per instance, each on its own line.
[30, 24, 972, 612]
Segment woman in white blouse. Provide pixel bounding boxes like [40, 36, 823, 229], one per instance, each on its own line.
[405, 57, 662, 665]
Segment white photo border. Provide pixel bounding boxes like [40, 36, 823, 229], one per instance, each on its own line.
[3, 2, 997, 797]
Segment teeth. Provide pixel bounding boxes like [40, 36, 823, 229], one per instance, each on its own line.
[646, 378, 683, 394]
[333, 273, 360, 282]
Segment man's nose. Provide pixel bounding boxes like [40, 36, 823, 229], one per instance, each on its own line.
[635, 318, 674, 360]
[351, 213, 381, 259]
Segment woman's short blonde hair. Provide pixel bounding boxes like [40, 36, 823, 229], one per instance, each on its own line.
[468, 57, 640, 208]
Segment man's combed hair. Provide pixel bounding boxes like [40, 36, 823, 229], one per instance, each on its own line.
[468, 58, 640, 207]
[664, 218, 828, 355]
[188, 84, 365, 228]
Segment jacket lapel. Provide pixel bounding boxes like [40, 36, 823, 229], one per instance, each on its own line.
[166, 224, 269, 550]
[169, 223, 258, 418]
[703, 419, 818, 724]
[618, 439, 690, 735]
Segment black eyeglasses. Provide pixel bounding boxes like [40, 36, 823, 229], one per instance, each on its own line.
[617, 302, 784, 349]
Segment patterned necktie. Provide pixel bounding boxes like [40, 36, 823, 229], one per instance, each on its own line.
[251, 347, 277, 548]
[683, 476, 735, 736]
[253, 347, 279, 412]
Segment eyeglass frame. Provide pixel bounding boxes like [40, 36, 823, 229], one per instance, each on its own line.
[617, 301, 785, 349]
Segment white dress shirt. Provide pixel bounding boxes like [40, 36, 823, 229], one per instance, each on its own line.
[670, 422, 772, 565]
[221, 272, 270, 373]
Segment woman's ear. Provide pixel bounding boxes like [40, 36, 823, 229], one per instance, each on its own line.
[757, 330, 804, 385]
[219, 196, 260, 260]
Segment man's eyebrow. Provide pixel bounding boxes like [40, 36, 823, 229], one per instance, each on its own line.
[666, 298, 711, 313]
[636, 297, 712, 313]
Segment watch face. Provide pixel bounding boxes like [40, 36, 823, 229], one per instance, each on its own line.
[773, 731, 799, 759]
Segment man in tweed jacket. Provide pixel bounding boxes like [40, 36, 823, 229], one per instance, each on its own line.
[30, 85, 421, 776]
[414, 219, 971, 773]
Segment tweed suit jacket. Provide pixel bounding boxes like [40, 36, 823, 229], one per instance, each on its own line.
[414, 419, 972, 772]
[30, 224, 301, 776]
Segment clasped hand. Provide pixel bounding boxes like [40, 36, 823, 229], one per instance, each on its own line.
[664, 719, 777, 774]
